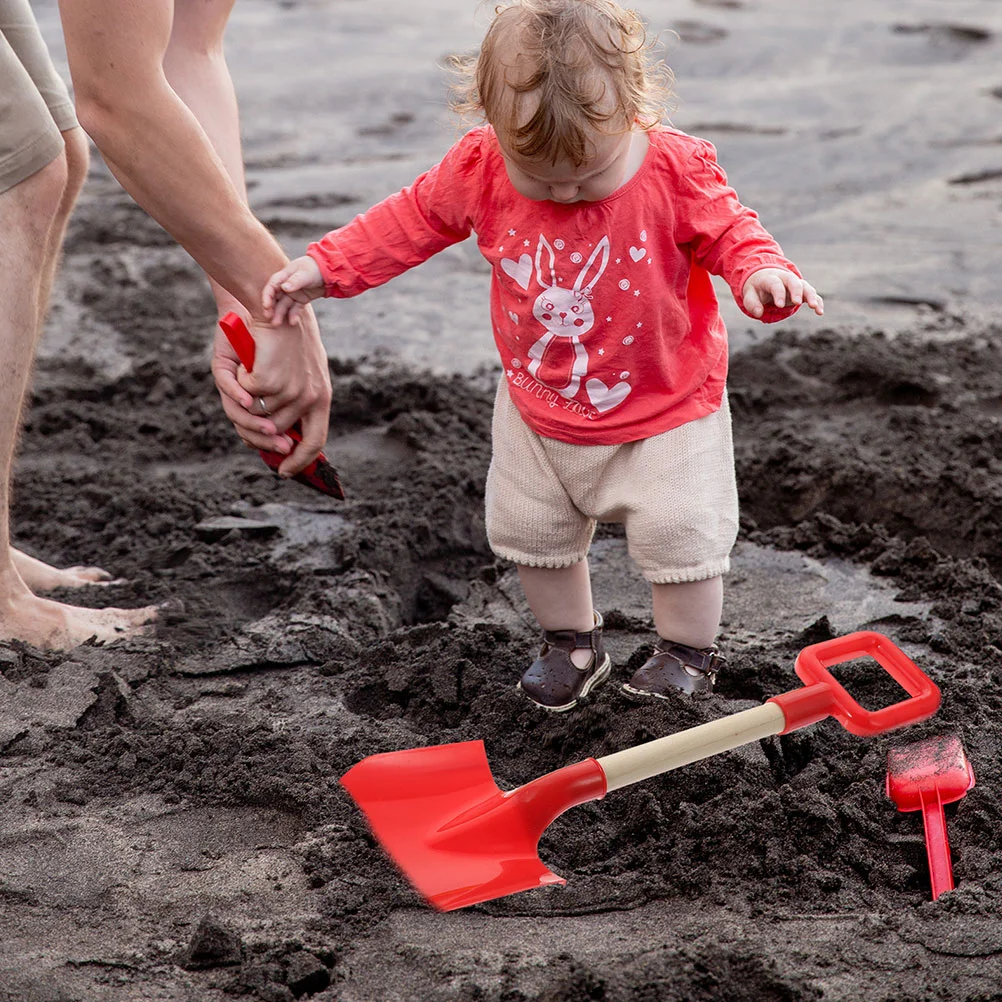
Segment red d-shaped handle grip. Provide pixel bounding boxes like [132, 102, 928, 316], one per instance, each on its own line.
[769, 631, 941, 737]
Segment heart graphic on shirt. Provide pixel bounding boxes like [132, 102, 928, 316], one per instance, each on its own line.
[586, 377, 632, 413]
[501, 253, 532, 290]
[508, 310, 519, 325]
[629, 246, 646, 263]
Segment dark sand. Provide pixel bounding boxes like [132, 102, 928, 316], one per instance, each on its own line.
[4, 1, 1002, 999]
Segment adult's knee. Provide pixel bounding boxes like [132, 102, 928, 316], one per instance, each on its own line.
[61, 127, 90, 203]
[11, 151, 69, 235]
[36, 145, 68, 194]
[34, 148, 68, 212]
[0, 151, 67, 269]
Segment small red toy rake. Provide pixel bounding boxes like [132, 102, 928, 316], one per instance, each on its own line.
[886, 733, 975, 900]
[342, 631, 941, 911]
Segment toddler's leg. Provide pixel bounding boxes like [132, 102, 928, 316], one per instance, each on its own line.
[651, 576, 722, 649]
[623, 576, 726, 698]
[517, 561, 594, 661]
[516, 561, 611, 711]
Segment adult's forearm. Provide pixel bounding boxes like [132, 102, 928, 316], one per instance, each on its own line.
[58, 0, 283, 317]
[77, 86, 283, 316]
[161, 7, 254, 315]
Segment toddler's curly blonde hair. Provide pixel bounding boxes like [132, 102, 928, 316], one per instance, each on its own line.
[450, 0, 672, 167]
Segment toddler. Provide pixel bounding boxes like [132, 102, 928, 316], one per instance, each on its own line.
[263, 0, 823, 711]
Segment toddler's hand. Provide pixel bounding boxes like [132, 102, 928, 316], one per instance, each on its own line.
[743, 268, 824, 319]
[263, 255, 325, 326]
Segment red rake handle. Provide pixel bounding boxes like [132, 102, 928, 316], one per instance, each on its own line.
[219, 311, 257, 371]
[921, 789, 955, 899]
[217, 312, 345, 500]
[218, 310, 307, 464]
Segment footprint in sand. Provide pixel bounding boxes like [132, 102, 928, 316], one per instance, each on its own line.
[259, 218, 327, 238]
[687, 122, 788, 137]
[948, 167, 1002, 186]
[263, 193, 358, 211]
[866, 293, 947, 315]
[357, 112, 417, 138]
[258, 190, 356, 233]
[258, 194, 358, 235]
[891, 22, 993, 62]
[244, 152, 323, 171]
[670, 20, 728, 44]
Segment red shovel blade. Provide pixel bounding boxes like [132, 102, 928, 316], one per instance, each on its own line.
[886, 734, 975, 899]
[218, 312, 344, 500]
[341, 741, 607, 911]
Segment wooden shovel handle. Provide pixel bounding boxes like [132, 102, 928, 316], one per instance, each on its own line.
[598, 703, 786, 793]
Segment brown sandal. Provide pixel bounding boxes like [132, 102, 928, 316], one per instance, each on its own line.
[518, 611, 612, 712]
[622, 640, 725, 698]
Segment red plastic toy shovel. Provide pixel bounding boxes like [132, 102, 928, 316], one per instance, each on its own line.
[342, 631, 940, 911]
[886, 734, 975, 900]
[218, 312, 344, 499]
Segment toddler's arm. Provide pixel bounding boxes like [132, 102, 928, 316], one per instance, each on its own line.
[743, 268, 823, 320]
[678, 140, 821, 323]
[266, 132, 486, 314]
[264, 256, 326, 326]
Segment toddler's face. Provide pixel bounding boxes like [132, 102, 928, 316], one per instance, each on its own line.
[498, 128, 637, 204]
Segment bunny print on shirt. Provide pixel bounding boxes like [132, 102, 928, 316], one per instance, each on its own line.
[520, 234, 628, 410]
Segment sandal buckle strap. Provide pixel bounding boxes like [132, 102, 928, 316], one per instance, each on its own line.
[655, 641, 726, 677]
[543, 627, 597, 651]
[541, 611, 604, 653]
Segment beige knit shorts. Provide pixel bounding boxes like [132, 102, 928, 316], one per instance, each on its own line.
[0, 0, 77, 194]
[485, 379, 739, 583]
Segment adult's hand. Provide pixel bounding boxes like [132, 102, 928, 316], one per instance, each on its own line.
[212, 305, 332, 477]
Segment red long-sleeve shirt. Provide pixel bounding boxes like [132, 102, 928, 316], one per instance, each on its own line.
[307, 125, 800, 445]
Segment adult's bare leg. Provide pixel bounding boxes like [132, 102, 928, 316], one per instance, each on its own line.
[10, 125, 120, 592]
[0, 153, 155, 647]
[37, 127, 89, 341]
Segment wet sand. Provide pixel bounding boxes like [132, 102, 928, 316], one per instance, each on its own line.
[3, 1, 1002, 999]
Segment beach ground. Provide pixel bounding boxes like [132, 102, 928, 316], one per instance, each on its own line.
[3, 2, 1002, 999]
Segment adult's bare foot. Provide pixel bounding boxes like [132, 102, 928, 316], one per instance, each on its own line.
[11, 547, 122, 591]
[0, 575, 158, 650]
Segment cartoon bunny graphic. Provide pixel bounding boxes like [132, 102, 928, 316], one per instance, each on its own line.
[525, 234, 611, 400]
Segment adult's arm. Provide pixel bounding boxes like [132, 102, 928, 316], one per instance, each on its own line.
[57, 0, 331, 473]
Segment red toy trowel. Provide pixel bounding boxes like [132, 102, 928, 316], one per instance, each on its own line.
[886, 734, 975, 900]
[218, 312, 344, 499]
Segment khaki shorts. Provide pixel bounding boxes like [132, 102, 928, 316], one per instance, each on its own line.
[485, 379, 739, 583]
[0, 0, 77, 194]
